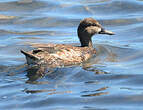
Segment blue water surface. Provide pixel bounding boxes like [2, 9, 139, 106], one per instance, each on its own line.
[1, 0, 143, 110]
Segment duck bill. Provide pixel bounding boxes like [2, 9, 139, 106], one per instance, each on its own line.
[99, 28, 115, 35]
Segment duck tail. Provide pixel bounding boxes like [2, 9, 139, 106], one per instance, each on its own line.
[21, 50, 40, 65]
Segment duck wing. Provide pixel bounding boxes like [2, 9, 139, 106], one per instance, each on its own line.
[21, 44, 96, 67]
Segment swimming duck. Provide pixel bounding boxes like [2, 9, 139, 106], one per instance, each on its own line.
[21, 18, 114, 68]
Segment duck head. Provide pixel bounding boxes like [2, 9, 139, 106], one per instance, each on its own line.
[77, 18, 114, 47]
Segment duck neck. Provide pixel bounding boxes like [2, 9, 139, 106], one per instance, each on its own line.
[78, 26, 94, 48]
[80, 37, 93, 48]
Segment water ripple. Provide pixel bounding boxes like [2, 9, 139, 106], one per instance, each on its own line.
[1, 0, 143, 110]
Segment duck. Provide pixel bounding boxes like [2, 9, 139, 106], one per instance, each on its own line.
[21, 18, 114, 68]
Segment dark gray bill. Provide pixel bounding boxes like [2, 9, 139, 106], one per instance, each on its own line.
[99, 28, 115, 35]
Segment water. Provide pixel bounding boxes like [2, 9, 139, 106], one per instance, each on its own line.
[0, 0, 143, 109]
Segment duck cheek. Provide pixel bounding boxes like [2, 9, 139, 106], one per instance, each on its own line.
[85, 26, 101, 35]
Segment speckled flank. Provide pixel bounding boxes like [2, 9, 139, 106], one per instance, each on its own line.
[21, 44, 96, 68]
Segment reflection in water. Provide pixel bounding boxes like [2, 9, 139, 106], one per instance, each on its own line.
[26, 64, 57, 83]
[82, 87, 109, 97]
[23, 87, 72, 95]
[25, 57, 109, 83]
[26, 65, 46, 83]
[83, 64, 108, 74]
[0, 14, 16, 20]
[23, 88, 56, 94]
[82, 92, 109, 97]
[47, 90, 72, 95]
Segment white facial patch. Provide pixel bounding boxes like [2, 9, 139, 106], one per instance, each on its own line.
[85, 26, 101, 34]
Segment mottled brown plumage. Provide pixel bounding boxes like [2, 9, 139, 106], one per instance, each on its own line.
[21, 18, 114, 68]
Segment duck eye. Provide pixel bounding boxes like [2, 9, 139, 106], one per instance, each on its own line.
[84, 23, 96, 28]
[86, 23, 101, 28]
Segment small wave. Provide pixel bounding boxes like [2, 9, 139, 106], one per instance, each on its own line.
[0, 14, 16, 20]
